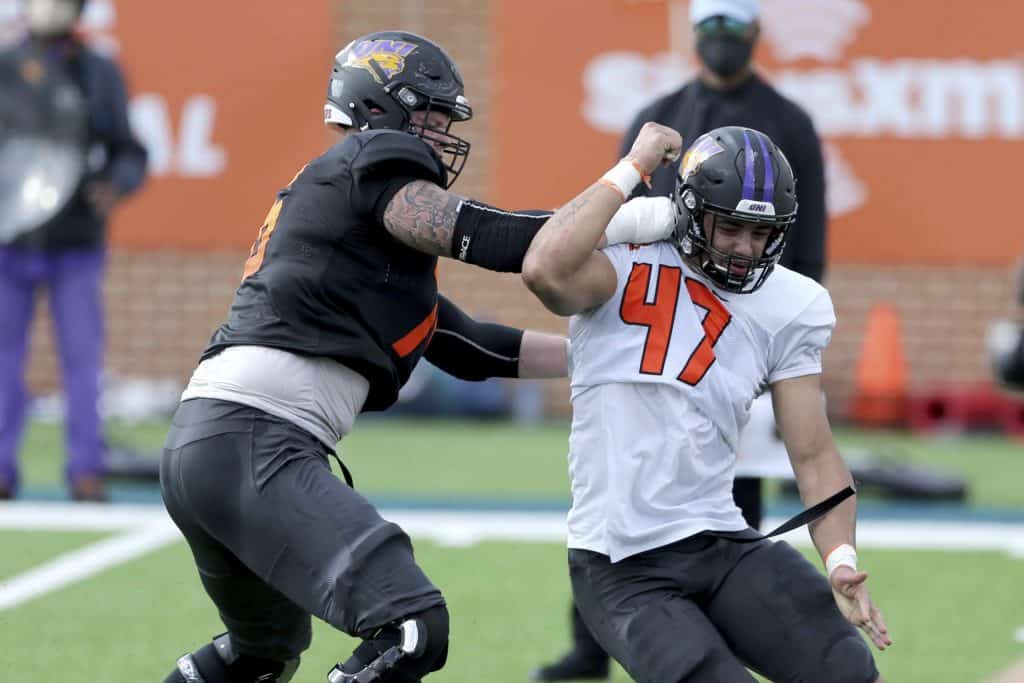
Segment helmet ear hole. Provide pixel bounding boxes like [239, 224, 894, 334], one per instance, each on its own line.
[682, 189, 698, 211]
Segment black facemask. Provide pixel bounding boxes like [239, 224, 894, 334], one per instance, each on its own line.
[696, 35, 753, 79]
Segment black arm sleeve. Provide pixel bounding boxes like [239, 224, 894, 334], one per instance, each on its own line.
[450, 200, 553, 273]
[780, 114, 828, 284]
[424, 295, 524, 380]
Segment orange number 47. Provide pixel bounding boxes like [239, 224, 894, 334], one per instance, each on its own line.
[619, 263, 732, 386]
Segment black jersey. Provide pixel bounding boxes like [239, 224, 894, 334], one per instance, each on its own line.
[203, 130, 449, 411]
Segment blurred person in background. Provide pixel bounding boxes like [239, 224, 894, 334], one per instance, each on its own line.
[534, 0, 828, 678]
[523, 123, 888, 683]
[160, 31, 676, 683]
[990, 258, 1024, 391]
[0, 0, 147, 502]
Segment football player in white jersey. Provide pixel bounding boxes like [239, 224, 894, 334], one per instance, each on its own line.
[522, 123, 890, 682]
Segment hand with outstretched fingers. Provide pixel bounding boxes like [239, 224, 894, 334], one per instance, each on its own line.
[830, 565, 892, 650]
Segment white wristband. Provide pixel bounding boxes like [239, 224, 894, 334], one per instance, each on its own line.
[824, 543, 858, 577]
[599, 158, 644, 201]
[604, 196, 677, 246]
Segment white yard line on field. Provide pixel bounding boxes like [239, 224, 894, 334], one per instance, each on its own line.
[0, 516, 179, 610]
[0, 501, 166, 531]
[1, 502, 1024, 610]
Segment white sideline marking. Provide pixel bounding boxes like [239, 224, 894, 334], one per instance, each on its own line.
[0, 515, 179, 610]
[1, 503, 1024, 610]
[0, 502, 165, 531]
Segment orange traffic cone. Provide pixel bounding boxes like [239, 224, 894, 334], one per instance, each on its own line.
[848, 303, 909, 427]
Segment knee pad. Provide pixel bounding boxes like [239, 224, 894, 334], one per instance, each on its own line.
[332, 604, 450, 682]
[165, 633, 300, 683]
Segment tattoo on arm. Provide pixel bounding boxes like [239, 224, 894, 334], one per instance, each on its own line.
[559, 185, 599, 227]
[382, 180, 462, 256]
[528, 184, 601, 256]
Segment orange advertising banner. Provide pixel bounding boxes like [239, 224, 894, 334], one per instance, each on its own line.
[493, 0, 1024, 265]
[6, 1, 1023, 264]
[2, 0, 333, 249]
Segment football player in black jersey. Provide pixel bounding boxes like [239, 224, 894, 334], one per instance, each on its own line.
[159, 31, 678, 683]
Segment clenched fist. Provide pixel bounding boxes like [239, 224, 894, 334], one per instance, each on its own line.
[626, 122, 682, 176]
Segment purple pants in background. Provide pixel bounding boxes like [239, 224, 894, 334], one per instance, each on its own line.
[0, 245, 106, 491]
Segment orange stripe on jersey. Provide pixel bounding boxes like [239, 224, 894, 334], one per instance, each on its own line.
[242, 198, 283, 280]
[393, 302, 439, 358]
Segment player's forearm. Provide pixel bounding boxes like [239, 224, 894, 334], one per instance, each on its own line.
[383, 181, 597, 273]
[793, 446, 858, 562]
[517, 330, 568, 378]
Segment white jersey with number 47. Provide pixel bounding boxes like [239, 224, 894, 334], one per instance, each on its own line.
[566, 242, 835, 562]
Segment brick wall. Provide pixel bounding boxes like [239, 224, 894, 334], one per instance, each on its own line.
[23, 1, 1020, 420]
[25, 255, 1017, 420]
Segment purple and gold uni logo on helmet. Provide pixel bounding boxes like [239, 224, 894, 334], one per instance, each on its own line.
[344, 40, 419, 84]
[680, 134, 725, 182]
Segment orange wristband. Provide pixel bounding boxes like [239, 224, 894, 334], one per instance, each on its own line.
[626, 157, 652, 188]
[599, 159, 643, 200]
[598, 178, 627, 200]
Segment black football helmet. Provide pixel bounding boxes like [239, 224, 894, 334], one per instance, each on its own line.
[324, 31, 472, 187]
[673, 126, 797, 293]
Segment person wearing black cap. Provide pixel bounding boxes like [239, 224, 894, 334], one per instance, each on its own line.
[532, 0, 827, 679]
[623, 0, 826, 281]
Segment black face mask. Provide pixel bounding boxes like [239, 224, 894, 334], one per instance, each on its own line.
[696, 35, 753, 79]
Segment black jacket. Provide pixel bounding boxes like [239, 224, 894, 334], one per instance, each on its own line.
[620, 73, 827, 283]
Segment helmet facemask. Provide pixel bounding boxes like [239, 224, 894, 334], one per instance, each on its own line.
[675, 186, 795, 294]
[400, 87, 472, 187]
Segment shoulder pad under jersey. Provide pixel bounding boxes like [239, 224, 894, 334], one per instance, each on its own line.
[349, 130, 447, 187]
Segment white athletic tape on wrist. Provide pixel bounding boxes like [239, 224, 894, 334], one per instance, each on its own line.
[825, 543, 858, 577]
[604, 196, 677, 246]
[598, 158, 646, 201]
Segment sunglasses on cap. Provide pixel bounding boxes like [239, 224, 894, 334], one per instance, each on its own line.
[695, 15, 753, 38]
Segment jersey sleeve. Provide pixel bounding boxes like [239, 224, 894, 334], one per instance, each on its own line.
[597, 244, 637, 282]
[767, 289, 836, 383]
[348, 131, 447, 222]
